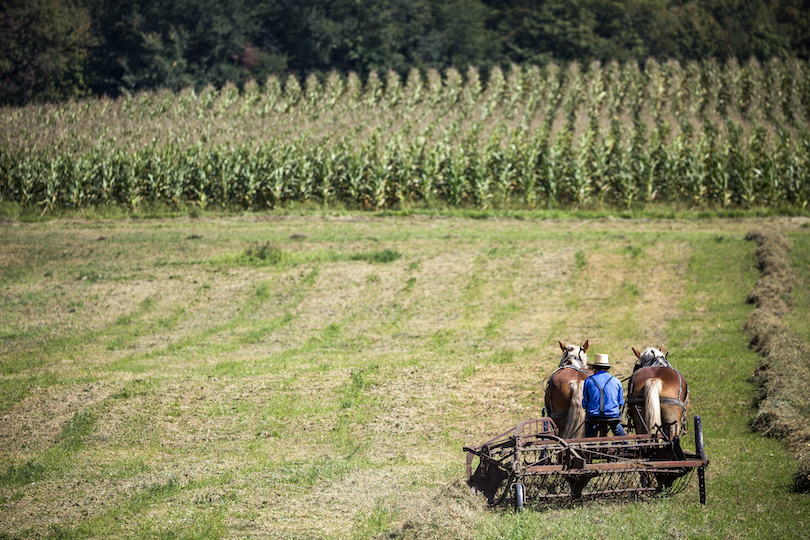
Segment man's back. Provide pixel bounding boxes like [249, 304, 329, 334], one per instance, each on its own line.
[583, 370, 623, 417]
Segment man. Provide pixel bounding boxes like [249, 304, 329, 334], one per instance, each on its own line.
[582, 354, 627, 437]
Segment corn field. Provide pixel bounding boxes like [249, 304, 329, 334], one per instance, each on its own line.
[2, 58, 810, 212]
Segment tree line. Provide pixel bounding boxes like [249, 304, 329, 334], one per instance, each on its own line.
[2, 0, 809, 106]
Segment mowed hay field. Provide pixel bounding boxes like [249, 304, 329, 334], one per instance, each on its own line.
[1, 214, 809, 539]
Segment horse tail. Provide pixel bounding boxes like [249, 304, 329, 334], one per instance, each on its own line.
[644, 378, 663, 433]
[562, 379, 586, 439]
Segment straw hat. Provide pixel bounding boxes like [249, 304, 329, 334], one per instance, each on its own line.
[590, 354, 611, 369]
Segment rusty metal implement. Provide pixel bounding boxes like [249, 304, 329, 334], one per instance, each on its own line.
[464, 416, 709, 509]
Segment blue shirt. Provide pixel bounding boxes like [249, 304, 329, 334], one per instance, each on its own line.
[582, 370, 624, 418]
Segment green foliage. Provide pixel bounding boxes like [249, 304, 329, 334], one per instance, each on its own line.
[278, 456, 357, 488]
[129, 478, 182, 507]
[2, 59, 810, 211]
[0, 0, 95, 105]
[2, 0, 807, 105]
[574, 251, 587, 271]
[624, 245, 643, 258]
[0, 460, 46, 486]
[243, 242, 284, 265]
[350, 249, 403, 264]
[60, 410, 95, 452]
[340, 365, 378, 409]
[353, 503, 394, 540]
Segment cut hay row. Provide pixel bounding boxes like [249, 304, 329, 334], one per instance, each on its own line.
[2, 58, 810, 211]
[744, 230, 810, 493]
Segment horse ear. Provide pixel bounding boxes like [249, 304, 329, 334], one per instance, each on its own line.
[559, 341, 566, 351]
[582, 340, 589, 351]
[632, 347, 641, 358]
[660, 344, 666, 354]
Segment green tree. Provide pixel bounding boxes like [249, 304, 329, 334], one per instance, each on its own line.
[0, 0, 95, 104]
[94, 0, 287, 94]
[487, 0, 794, 64]
[670, 0, 790, 61]
[774, 0, 810, 59]
[490, 0, 604, 64]
[257, 0, 498, 75]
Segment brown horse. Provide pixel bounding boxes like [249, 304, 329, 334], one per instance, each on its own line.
[544, 340, 593, 439]
[627, 346, 690, 439]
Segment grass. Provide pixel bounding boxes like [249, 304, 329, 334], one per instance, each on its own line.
[0, 460, 46, 487]
[2, 202, 809, 225]
[0, 213, 808, 539]
[349, 248, 403, 263]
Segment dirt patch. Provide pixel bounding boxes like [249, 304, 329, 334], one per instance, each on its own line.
[744, 229, 810, 493]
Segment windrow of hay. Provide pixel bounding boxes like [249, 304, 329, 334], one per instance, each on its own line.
[383, 478, 485, 540]
[744, 230, 810, 492]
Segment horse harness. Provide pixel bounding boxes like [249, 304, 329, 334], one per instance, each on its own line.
[627, 367, 689, 434]
[558, 345, 588, 370]
[634, 351, 672, 370]
[544, 359, 591, 421]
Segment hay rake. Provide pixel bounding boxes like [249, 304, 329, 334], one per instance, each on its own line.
[464, 416, 708, 509]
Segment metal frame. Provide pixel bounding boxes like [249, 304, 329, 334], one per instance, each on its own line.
[464, 415, 709, 509]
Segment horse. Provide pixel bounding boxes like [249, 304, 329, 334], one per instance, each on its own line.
[543, 340, 593, 439]
[631, 345, 672, 370]
[627, 346, 690, 439]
